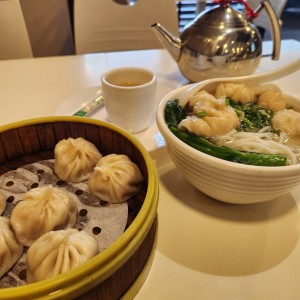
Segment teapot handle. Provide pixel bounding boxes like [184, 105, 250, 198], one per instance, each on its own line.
[251, 0, 281, 60]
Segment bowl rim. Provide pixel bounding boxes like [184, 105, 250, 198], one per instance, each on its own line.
[0, 116, 159, 299]
[156, 85, 300, 175]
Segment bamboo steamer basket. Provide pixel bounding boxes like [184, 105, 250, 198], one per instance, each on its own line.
[0, 116, 158, 300]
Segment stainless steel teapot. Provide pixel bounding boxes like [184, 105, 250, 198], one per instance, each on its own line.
[152, 0, 281, 82]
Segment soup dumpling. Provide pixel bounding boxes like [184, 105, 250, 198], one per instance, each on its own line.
[0, 217, 23, 277]
[88, 154, 143, 203]
[11, 186, 78, 246]
[54, 137, 102, 183]
[26, 228, 99, 283]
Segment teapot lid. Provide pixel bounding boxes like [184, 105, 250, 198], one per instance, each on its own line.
[193, 2, 248, 29]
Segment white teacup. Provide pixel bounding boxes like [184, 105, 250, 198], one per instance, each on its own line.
[101, 67, 157, 133]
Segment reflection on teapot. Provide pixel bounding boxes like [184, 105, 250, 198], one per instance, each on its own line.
[152, 0, 281, 82]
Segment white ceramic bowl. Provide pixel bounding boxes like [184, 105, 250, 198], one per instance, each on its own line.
[156, 85, 300, 204]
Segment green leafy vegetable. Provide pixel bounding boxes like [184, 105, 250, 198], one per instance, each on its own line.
[227, 97, 275, 132]
[164, 99, 187, 127]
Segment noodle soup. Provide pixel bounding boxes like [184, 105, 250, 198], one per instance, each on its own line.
[157, 83, 300, 203]
[165, 82, 300, 166]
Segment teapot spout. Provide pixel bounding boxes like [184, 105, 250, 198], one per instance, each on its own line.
[151, 23, 181, 62]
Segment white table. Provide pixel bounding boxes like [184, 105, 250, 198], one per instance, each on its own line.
[1, 40, 300, 300]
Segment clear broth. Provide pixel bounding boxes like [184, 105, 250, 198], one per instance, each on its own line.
[116, 81, 143, 87]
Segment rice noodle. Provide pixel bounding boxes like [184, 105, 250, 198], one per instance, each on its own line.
[212, 127, 299, 165]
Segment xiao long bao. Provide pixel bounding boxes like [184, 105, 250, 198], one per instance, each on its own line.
[0, 217, 23, 278]
[88, 154, 144, 204]
[11, 186, 78, 246]
[26, 228, 99, 283]
[54, 137, 102, 183]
